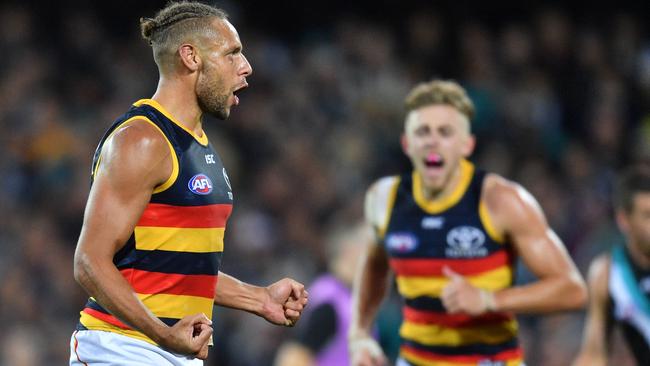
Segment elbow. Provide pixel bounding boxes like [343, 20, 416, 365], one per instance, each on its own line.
[73, 250, 92, 288]
[564, 275, 588, 310]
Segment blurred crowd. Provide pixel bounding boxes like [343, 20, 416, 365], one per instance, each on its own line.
[0, 1, 649, 365]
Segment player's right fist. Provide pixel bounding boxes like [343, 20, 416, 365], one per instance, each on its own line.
[161, 313, 213, 359]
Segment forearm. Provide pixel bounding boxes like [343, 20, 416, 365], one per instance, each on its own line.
[572, 352, 606, 366]
[274, 342, 315, 366]
[350, 247, 390, 337]
[493, 274, 586, 313]
[74, 252, 168, 343]
[214, 272, 266, 316]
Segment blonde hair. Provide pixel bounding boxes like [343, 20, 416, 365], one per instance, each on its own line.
[404, 80, 475, 121]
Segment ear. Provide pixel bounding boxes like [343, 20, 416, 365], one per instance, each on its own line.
[178, 44, 201, 72]
[461, 134, 476, 157]
[400, 133, 409, 155]
[616, 209, 630, 235]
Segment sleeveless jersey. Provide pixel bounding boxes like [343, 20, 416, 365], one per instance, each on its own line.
[609, 245, 650, 365]
[76, 99, 233, 345]
[381, 160, 522, 366]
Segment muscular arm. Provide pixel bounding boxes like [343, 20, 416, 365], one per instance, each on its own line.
[349, 178, 394, 339]
[215, 272, 308, 326]
[214, 272, 269, 314]
[485, 175, 587, 313]
[73, 120, 212, 355]
[573, 255, 610, 366]
[348, 179, 394, 366]
[351, 243, 391, 337]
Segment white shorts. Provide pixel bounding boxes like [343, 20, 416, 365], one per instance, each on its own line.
[70, 330, 203, 366]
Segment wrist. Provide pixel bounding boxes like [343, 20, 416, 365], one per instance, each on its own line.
[481, 289, 497, 312]
[150, 322, 171, 346]
[348, 328, 372, 342]
[254, 285, 271, 317]
[348, 336, 383, 358]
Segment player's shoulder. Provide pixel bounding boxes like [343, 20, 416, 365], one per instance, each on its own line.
[365, 175, 400, 227]
[588, 253, 611, 283]
[367, 175, 401, 196]
[107, 117, 169, 157]
[587, 253, 611, 298]
[482, 172, 540, 209]
[480, 172, 551, 233]
[482, 173, 522, 198]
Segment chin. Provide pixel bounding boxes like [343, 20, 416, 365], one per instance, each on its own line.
[208, 107, 229, 120]
[421, 174, 447, 192]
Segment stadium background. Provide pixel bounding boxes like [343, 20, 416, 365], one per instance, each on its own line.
[0, 0, 649, 364]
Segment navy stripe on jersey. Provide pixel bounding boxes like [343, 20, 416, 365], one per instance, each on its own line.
[118, 250, 222, 275]
[82, 299, 182, 327]
[113, 235, 136, 267]
[405, 296, 446, 312]
[401, 338, 520, 357]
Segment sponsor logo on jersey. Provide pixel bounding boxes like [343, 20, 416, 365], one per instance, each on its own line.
[222, 168, 233, 200]
[478, 360, 505, 366]
[386, 232, 419, 253]
[222, 168, 232, 190]
[421, 216, 444, 229]
[188, 174, 213, 195]
[446, 226, 487, 257]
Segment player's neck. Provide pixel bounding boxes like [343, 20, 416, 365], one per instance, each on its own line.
[419, 162, 464, 202]
[151, 78, 204, 135]
[627, 240, 650, 270]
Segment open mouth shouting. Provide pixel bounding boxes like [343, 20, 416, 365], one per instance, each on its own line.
[424, 153, 444, 169]
[232, 82, 248, 106]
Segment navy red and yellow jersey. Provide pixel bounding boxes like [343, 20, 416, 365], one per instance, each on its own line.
[76, 99, 233, 345]
[381, 160, 522, 365]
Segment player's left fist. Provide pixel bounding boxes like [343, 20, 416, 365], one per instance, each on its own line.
[440, 266, 495, 316]
[264, 278, 308, 326]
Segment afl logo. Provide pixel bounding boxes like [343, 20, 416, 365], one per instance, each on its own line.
[446, 226, 487, 257]
[386, 233, 419, 253]
[188, 174, 213, 195]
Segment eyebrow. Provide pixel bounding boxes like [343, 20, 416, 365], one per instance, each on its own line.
[225, 44, 242, 54]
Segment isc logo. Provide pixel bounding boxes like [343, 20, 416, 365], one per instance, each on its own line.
[188, 174, 213, 195]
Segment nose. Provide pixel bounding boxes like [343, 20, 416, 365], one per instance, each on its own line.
[240, 53, 252, 77]
[421, 132, 438, 148]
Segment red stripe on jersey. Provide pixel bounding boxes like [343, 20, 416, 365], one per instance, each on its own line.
[401, 344, 523, 363]
[82, 308, 131, 329]
[121, 268, 218, 299]
[403, 306, 514, 328]
[136, 203, 232, 228]
[389, 250, 510, 276]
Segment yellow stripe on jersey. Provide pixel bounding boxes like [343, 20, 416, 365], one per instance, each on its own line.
[479, 199, 505, 244]
[401, 348, 523, 366]
[134, 99, 209, 146]
[138, 293, 214, 319]
[92, 116, 180, 194]
[400, 318, 518, 346]
[413, 159, 474, 214]
[396, 265, 513, 299]
[79, 312, 157, 345]
[378, 177, 401, 239]
[134, 226, 225, 252]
